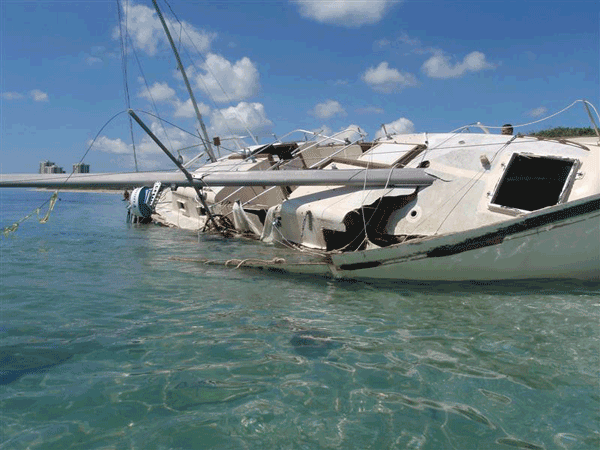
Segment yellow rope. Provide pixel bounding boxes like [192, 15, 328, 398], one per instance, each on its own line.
[2, 191, 59, 237]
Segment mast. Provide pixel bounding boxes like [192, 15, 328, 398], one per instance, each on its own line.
[128, 110, 220, 230]
[151, 0, 217, 163]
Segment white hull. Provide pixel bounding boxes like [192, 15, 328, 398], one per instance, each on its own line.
[332, 202, 599, 282]
[234, 195, 600, 282]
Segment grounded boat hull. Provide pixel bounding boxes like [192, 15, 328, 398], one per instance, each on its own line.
[233, 195, 600, 281]
[330, 195, 600, 281]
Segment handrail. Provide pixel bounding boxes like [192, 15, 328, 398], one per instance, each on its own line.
[213, 127, 367, 205]
[237, 133, 368, 208]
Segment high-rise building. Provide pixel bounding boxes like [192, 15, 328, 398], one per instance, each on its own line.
[72, 163, 90, 173]
[39, 160, 65, 174]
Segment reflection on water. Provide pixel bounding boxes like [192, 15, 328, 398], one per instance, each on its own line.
[1, 191, 599, 449]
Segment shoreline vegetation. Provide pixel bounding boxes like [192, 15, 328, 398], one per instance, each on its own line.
[527, 126, 596, 137]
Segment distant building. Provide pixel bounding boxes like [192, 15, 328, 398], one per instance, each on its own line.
[39, 160, 65, 174]
[72, 163, 90, 173]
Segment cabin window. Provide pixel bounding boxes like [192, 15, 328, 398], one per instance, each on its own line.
[177, 201, 189, 217]
[490, 153, 578, 213]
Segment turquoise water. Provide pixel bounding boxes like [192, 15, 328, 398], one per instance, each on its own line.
[1, 189, 599, 450]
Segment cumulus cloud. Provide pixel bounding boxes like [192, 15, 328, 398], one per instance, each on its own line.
[1, 92, 24, 100]
[422, 51, 495, 79]
[83, 46, 118, 66]
[2, 90, 49, 102]
[362, 62, 417, 93]
[375, 117, 415, 139]
[30, 90, 49, 102]
[86, 56, 103, 65]
[135, 81, 211, 120]
[293, 0, 399, 27]
[313, 124, 363, 145]
[93, 136, 132, 155]
[93, 121, 207, 169]
[138, 81, 176, 103]
[191, 53, 260, 103]
[356, 106, 384, 114]
[333, 79, 350, 86]
[209, 102, 273, 137]
[114, 2, 215, 56]
[374, 32, 436, 56]
[528, 106, 548, 118]
[173, 98, 211, 119]
[311, 100, 346, 120]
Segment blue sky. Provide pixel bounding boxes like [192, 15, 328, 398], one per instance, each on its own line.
[1, 0, 598, 173]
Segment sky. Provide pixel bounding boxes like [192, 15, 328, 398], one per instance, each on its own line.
[1, 0, 598, 173]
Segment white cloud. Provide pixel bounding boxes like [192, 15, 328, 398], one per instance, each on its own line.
[2, 90, 49, 102]
[314, 125, 332, 137]
[311, 100, 346, 120]
[333, 79, 350, 86]
[1, 92, 24, 100]
[138, 81, 176, 103]
[86, 56, 103, 65]
[422, 51, 495, 79]
[30, 90, 49, 102]
[313, 124, 363, 145]
[374, 38, 391, 50]
[136, 82, 211, 121]
[209, 102, 273, 138]
[362, 62, 417, 93]
[173, 98, 211, 119]
[192, 53, 260, 103]
[528, 106, 548, 118]
[93, 136, 132, 155]
[376, 32, 436, 55]
[356, 106, 384, 114]
[93, 121, 206, 169]
[293, 0, 399, 27]
[375, 117, 415, 139]
[115, 2, 215, 56]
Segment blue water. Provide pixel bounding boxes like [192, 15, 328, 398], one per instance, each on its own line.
[1, 189, 599, 449]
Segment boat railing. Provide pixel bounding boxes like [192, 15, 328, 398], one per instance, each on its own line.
[273, 126, 366, 169]
[236, 131, 368, 208]
[214, 127, 366, 207]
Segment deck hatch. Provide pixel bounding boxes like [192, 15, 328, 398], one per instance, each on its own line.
[490, 153, 579, 213]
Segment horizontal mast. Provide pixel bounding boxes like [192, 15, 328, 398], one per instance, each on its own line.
[0, 168, 435, 189]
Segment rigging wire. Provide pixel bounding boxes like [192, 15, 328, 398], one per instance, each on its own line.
[413, 98, 600, 238]
[431, 136, 517, 236]
[116, 0, 139, 172]
[451, 99, 600, 134]
[2, 110, 129, 237]
[126, 34, 179, 158]
[159, 0, 259, 145]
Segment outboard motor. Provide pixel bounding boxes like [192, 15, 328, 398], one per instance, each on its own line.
[127, 182, 162, 222]
[129, 186, 153, 219]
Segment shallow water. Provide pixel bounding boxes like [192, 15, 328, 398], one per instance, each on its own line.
[1, 189, 599, 449]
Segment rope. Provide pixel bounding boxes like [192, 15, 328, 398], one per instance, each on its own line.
[2, 192, 59, 237]
[2, 110, 129, 237]
[169, 256, 287, 269]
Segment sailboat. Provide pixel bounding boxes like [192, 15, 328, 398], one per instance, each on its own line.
[2, 1, 599, 282]
[4, 114, 599, 282]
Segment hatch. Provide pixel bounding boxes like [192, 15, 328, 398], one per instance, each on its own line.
[489, 153, 579, 214]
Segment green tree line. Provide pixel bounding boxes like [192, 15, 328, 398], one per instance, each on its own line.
[528, 127, 596, 137]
